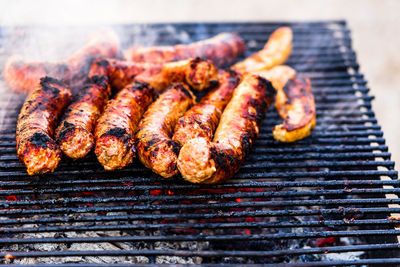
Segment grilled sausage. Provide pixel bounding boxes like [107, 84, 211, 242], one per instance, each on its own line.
[89, 57, 217, 92]
[172, 70, 241, 146]
[177, 74, 274, 184]
[272, 78, 316, 142]
[95, 82, 155, 171]
[16, 77, 72, 175]
[255, 65, 316, 142]
[88, 58, 162, 91]
[135, 57, 218, 92]
[4, 30, 120, 94]
[135, 83, 196, 178]
[124, 32, 246, 67]
[55, 75, 110, 159]
[232, 27, 292, 74]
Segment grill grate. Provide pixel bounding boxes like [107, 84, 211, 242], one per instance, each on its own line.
[0, 21, 399, 266]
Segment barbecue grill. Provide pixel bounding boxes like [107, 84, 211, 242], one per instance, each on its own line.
[0, 21, 399, 266]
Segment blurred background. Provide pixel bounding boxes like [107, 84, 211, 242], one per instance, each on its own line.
[0, 0, 399, 168]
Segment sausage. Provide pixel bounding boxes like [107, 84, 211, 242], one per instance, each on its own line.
[88, 58, 161, 91]
[89, 57, 217, 92]
[172, 70, 240, 146]
[124, 32, 246, 67]
[135, 83, 196, 178]
[177, 74, 274, 184]
[55, 75, 110, 159]
[16, 77, 72, 175]
[95, 82, 155, 171]
[4, 30, 120, 93]
[255, 65, 316, 142]
[272, 78, 316, 142]
[232, 27, 292, 74]
[135, 57, 218, 92]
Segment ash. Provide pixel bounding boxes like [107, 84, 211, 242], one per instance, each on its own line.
[3, 213, 209, 264]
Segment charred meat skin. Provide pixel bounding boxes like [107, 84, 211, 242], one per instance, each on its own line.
[273, 78, 316, 142]
[95, 82, 155, 171]
[3, 30, 120, 94]
[173, 70, 240, 146]
[56, 75, 110, 159]
[88, 58, 161, 91]
[89, 57, 217, 92]
[233, 27, 292, 74]
[16, 77, 72, 175]
[125, 32, 246, 67]
[256, 65, 316, 142]
[136, 83, 196, 178]
[135, 57, 218, 92]
[177, 74, 274, 184]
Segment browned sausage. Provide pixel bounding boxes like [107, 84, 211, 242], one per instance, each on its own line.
[177, 74, 274, 184]
[124, 32, 246, 67]
[135, 83, 196, 178]
[4, 30, 120, 93]
[232, 27, 292, 74]
[272, 78, 316, 142]
[16, 77, 72, 175]
[135, 57, 218, 92]
[255, 65, 316, 142]
[88, 58, 161, 91]
[172, 70, 240, 146]
[55, 75, 110, 159]
[94, 82, 155, 171]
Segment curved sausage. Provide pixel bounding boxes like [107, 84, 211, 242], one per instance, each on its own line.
[124, 32, 246, 67]
[232, 27, 292, 74]
[272, 78, 316, 142]
[135, 57, 218, 92]
[4, 29, 120, 93]
[135, 83, 196, 178]
[55, 75, 110, 159]
[88, 58, 161, 91]
[16, 77, 72, 175]
[172, 70, 240, 146]
[255, 65, 316, 142]
[177, 74, 274, 184]
[95, 82, 155, 171]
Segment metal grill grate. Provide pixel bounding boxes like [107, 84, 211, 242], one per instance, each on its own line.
[0, 21, 399, 266]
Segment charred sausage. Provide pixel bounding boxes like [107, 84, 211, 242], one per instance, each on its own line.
[94, 82, 155, 171]
[16, 77, 72, 175]
[255, 65, 316, 142]
[172, 70, 240, 146]
[177, 74, 274, 184]
[55, 75, 110, 159]
[135, 57, 218, 92]
[135, 83, 196, 178]
[272, 78, 316, 142]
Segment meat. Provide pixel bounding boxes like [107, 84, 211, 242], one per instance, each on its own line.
[232, 27, 292, 74]
[272, 78, 316, 142]
[55, 75, 110, 159]
[255, 65, 316, 142]
[124, 32, 246, 67]
[177, 74, 274, 184]
[4, 30, 120, 93]
[16, 77, 72, 175]
[94, 82, 155, 171]
[89, 57, 218, 92]
[135, 57, 218, 92]
[172, 70, 241, 146]
[135, 83, 196, 178]
[88, 58, 161, 91]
